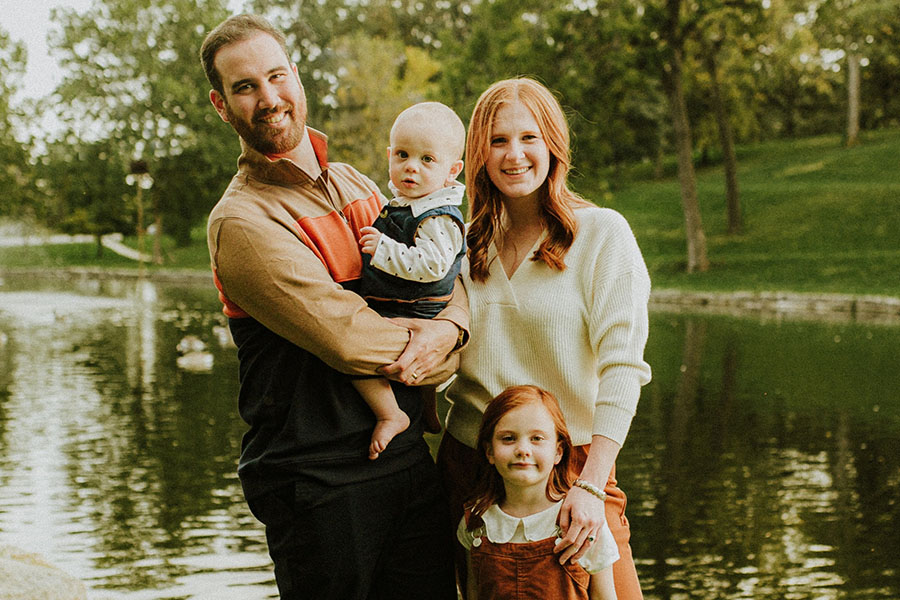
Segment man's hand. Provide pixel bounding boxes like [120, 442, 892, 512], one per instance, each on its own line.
[359, 226, 381, 255]
[378, 318, 458, 385]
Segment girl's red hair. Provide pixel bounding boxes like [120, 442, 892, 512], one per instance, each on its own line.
[467, 385, 577, 528]
[465, 77, 590, 282]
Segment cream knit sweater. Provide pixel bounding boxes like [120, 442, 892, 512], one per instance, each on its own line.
[445, 206, 652, 448]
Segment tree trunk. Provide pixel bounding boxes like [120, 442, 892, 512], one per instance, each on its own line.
[654, 122, 666, 179]
[846, 51, 861, 147]
[152, 205, 163, 265]
[705, 51, 742, 234]
[663, 47, 709, 273]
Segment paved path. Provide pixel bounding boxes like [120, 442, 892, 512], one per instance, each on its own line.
[0, 231, 151, 262]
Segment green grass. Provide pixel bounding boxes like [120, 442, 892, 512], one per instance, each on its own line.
[588, 128, 900, 296]
[2, 129, 899, 297]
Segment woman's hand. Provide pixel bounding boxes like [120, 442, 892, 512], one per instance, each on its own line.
[378, 317, 458, 385]
[554, 484, 607, 565]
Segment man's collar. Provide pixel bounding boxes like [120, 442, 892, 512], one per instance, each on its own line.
[307, 127, 329, 169]
[237, 127, 330, 184]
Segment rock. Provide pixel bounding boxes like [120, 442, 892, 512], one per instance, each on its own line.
[0, 545, 86, 600]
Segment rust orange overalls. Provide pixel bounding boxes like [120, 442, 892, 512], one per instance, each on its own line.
[467, 523, 591, 600]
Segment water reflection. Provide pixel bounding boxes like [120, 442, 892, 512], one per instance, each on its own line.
[0, 276, 276, 599]
[622, 314, 900, 599]
[0, 275, 898, 599]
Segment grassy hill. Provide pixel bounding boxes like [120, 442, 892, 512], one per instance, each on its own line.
[592, 128, 900, 297]
[3, 129, 899, 297]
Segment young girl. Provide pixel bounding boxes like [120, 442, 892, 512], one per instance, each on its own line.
[458, 385, 618, 600]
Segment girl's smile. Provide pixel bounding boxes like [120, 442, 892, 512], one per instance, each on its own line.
[486, 401, 563, 497]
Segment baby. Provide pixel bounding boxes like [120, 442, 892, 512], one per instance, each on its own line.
[356, 101, 467, 460]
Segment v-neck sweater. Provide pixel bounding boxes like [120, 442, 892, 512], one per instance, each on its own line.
[445, 206, 651, 447]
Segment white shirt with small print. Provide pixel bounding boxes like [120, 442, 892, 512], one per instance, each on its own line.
[369, 183, 465, 283]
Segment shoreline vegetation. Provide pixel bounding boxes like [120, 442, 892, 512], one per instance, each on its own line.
[2, 265, 897, 325]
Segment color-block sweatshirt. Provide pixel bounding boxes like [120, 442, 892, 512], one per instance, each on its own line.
[207, 128, 468, 499]
[445, 206, 651, 449]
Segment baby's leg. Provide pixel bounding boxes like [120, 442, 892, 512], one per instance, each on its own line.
[421, 386, 442, 434]
[352, 377, 410, 460]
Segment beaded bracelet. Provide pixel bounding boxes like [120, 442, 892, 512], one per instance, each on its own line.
[573, 479, 607, 502]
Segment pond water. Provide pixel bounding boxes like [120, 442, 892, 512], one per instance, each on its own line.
[0, 274, 898, 599]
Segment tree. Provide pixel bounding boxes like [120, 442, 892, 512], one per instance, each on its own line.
[639, 0, 709, 273]
[538, 2, 667, 178]
[249, 0, 473, 129]
[235, 0, 471, 185]
[690, 1, 766, 235]
[812, 0, 898, 146]
[49, 0, 235, 248]
[0, 29, 34, 221]
[41, 136, 132, 256]
[857, 18, 900, 130]
[750, 0, 840, 138]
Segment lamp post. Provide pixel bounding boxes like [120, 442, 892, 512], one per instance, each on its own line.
[126, 160, 154, 271]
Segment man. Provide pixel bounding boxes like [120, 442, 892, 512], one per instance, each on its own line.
[199, 15, 465, 599]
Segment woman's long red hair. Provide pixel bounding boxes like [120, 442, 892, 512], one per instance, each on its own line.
[465, 77, 589, 282]
[466, 385, 577, 528]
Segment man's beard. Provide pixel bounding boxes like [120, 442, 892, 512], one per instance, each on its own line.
[225, 101, 306, 156]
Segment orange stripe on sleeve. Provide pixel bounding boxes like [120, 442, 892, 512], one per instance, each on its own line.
[212, 267, 250, 319]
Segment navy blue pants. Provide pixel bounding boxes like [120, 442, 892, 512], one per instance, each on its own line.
[247, 455, 456, 599]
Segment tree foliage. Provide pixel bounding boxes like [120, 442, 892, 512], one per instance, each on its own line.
[0, 29, 34, 221]
[322, 34, 442, 188]
[811, 0, 900, 145]
[42, 137, 132, 253]
[4, 0, 898, 273]
[437, 1, 663, 184]
[47, 0, 236, 247]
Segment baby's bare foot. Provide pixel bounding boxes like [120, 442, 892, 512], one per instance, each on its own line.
[368, 412, 410, 460]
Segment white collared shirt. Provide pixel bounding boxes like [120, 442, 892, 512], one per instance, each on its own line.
[369, 183, 465, 283]
[457, 500, 619, 573]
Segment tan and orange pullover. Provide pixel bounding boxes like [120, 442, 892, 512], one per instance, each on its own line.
[207, 128, 468, 498]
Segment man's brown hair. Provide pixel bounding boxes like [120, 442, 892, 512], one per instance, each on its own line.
[200, 14, 290, 95]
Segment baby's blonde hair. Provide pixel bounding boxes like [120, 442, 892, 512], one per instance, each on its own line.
[390, 102, 466, 161]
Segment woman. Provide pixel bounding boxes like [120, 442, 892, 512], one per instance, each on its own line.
[437, 77, 652, 599]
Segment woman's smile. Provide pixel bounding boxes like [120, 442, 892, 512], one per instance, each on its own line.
[486, 101, 550, 203]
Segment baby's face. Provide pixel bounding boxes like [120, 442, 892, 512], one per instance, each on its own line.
[388, 123, 460, 200]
